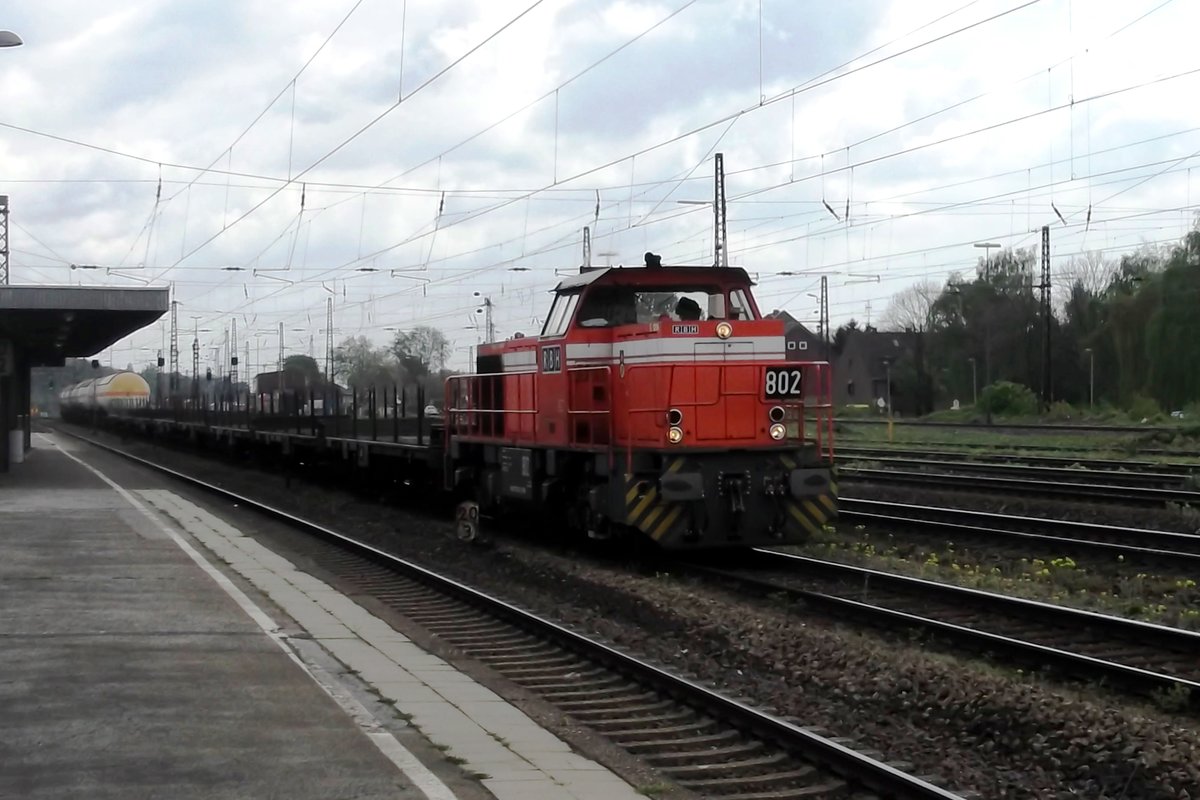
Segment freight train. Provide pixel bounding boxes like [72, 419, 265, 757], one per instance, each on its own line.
[81, 254, 838, 550]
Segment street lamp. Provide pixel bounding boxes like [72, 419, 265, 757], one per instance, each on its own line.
[974, 242, 1000, 277]
[885, 360, 893, 417]
[1083, 348, 1094, 409]
[0, 31, 22, 48]
[967, 357, 977, 406]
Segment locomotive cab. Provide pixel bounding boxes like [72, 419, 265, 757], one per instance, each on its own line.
[446, 253, 836, 549]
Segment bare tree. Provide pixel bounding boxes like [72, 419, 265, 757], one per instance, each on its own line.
[881, 279, 940, 331]
[1061, 250, 1116, 296]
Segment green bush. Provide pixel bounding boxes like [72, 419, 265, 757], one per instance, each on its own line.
[977, 381, 1039, 417]
[1128, 393, 1162, 421]
[1045, 400, 1078, 421]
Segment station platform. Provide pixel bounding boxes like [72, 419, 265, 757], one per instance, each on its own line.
[0, 433, 643, 800]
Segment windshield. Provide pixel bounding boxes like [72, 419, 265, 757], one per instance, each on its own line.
[575, 285, 754, 327]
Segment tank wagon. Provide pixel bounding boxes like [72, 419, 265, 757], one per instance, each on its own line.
[93, 254, 837, 551]
[59, 372, 151, 419]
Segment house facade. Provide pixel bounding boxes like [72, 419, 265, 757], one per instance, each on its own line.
[831, 328, 924, 414]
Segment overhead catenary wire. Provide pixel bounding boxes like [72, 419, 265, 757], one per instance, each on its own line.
[66, 0, 1196, 362]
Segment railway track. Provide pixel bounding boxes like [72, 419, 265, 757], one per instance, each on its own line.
[838, 497, 1200, 567]
[836, 418, 1176, 434]
[686, 550, 1200, 709]
[61, 428, 965, 800]
[842, 466, 1200, 506]
[839, 438, 1189, 460]
[838, 445, 1199, 480]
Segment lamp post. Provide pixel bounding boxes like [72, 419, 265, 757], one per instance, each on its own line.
[967, 357, 977, 406]
[884, 360, 893, 417]
[974, 242, 1000, 277]
[1083, 348, 1094, 409]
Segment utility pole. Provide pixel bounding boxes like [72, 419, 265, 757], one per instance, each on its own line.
[0, 194, 9, 285]
[1039, 225, 1052, 408]
[485, 297, 495, 343]
[713, 153, 728, 267]
[278, 321, 285, 394]
[230, 317, 239, 396]
[819, 275, 830, 363]
[169, 298, 179, 394]
[325, 297, 334, 384]
[191, 321, 199, 405]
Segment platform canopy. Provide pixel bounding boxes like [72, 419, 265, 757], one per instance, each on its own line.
[0, 285, 169, 366]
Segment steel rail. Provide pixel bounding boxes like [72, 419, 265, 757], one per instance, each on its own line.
[693, 550, 1200, 707]
[837, 445, 1199, 475]
[59, 428, 964, 800]
[836, 418, 1174, 433]
[842, 467, 1200, 506]
[839, 438, 1185, 459]
[835, 453, 1190, 484]
[838, 498, 1200, 564]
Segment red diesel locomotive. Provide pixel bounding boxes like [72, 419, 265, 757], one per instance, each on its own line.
[445, 253, 837, 549]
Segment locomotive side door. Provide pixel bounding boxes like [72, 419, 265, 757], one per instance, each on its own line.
[535, 290, 578, 447]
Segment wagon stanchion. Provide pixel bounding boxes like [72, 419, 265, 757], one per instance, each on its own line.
[352, 388, 358, 440]
[392, 384, 399, 443]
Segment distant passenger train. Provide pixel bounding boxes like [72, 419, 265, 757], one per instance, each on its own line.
[59, 372, 151, 417]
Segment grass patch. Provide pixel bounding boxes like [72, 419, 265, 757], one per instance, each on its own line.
[638, 783, 673, 797]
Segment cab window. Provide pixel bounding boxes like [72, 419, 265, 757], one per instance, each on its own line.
[729, 289, 754, 320]
[576, 285, 741, 326]
[541, 291, 579, 337]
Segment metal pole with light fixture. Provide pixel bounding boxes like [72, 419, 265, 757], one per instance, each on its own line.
[0, 33, 20, 285]
[0, 195, 9, 285]
[969, 241, 998, 278]
[968, 357, 977, 405]
[1084, 348, 1094, 408]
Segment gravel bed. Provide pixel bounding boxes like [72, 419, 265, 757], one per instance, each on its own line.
[72, 428, 1200, 799]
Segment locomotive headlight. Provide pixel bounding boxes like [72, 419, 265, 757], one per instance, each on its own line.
[666, 408, 683, 426]
[715, 321, 733, 339]
[769, 423, 787, 440]
[768, 405, 785, 423]
[667, 426, 684, 444]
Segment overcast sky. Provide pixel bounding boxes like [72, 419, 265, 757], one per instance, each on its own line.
[3, 0, 1199, 374]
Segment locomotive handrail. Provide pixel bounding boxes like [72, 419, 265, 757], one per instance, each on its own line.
[442, 358, 833, 463]
[445, 370, 540, 445]
[445, 366, 615, 453]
